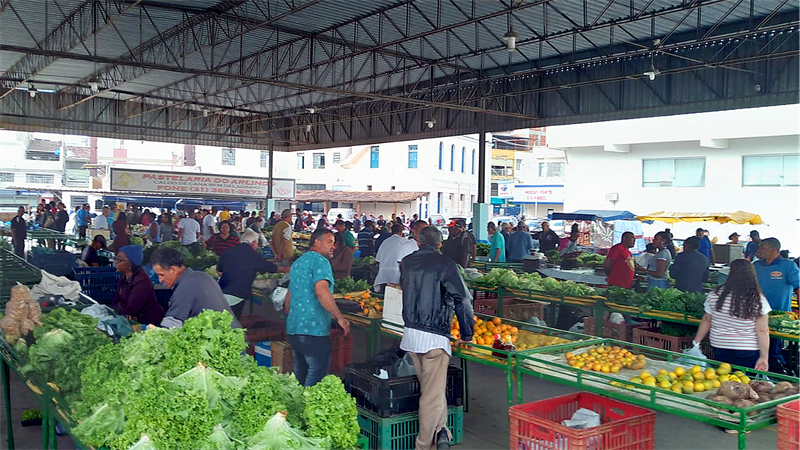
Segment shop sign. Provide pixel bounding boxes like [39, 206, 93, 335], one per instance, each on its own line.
[512, 185, 564, 204]
[497, 182, 513, 198]
[110, 168, 296, 199]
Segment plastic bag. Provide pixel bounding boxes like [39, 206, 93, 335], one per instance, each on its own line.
[393, 352, 416, 378]
[562, 408, 601, 450]
[272, 286, 288, 311]
[678, 341, 707, 368]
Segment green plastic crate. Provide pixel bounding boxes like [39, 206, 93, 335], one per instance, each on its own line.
[356, 434, 369, 450]
[357, 406, 463, 450]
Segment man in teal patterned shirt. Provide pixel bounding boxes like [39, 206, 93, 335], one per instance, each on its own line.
[285, 227, 350, 386]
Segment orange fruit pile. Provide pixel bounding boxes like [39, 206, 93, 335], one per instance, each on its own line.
[451, 315, 518, 345]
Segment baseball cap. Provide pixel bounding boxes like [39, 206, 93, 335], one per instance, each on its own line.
[750, 230, 759, 237]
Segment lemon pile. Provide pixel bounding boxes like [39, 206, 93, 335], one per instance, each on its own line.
[619, 363, 750, 394]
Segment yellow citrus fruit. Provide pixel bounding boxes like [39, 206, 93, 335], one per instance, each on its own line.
[668, 372, 677, 380]
[690, 365, 702, 374]
[739, 376, 751, 384]
[682, 385, 694, 394]
[610, 366, 620, 374]
[630, 377, 643, 384]
[658, 369, 668, 376]
[659, 381, 671, 389]
[704, 372, 717, 380]
[712, 379, 721, 388]
[640, 371, 653, 379]
[672, 386, 683, 393]
[643, 379, 657, 387]
[703, 380, 714, 391]
[674, 367, 686, 377]
[694, 382, 706, 392]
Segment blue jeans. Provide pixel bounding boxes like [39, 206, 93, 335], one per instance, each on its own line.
[286, 334, 331, 387]
[712, 347, 759, 369]
[647, 277, 670, 289]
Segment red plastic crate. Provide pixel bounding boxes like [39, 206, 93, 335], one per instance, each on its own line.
[509, 392, 655, 450]
[777, 399, 800, 450]
[632, 328, 694, 353]
[584, 317, 646, 342]
[330, 327, 353, 372]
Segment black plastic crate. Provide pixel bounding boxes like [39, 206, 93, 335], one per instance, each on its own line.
[72, 267, 119, 305]
[344, 361, 463, 418]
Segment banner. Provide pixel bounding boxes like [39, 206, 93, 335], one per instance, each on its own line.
[512, 185, 564, 204]
[110, 168, 295, 199]
[497, 182, 513, 198]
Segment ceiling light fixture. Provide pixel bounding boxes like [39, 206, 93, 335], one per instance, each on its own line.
[305, 124, 312, 132]
[89, 81, 99, 93]
[643, 52, 660, 81]
[503, 30, 520, 51]
[306, 106, 319, 114]
[202, 108, 209, 117]
[28, 83, 37, 98]
[425, 117, 437, 129]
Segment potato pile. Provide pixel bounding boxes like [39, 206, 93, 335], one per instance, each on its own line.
[0, 284, 42, 343]
[706, 380, 799, 412]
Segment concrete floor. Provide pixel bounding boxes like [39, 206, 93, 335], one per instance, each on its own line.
[0, 304, 782, 450]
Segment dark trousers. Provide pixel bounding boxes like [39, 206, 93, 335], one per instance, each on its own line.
[712, 347, 760, 370]
[78, 226, 87, 239]
[768, 338, 793, 376]
[286, 334, 331, 387]
[12, 240, 24, 258]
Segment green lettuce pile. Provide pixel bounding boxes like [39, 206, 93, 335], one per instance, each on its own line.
[70, 310, 359, 450]
[464, 268, 596, 297]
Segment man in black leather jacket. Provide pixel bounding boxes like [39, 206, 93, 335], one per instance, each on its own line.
[399, 226, 474, 450]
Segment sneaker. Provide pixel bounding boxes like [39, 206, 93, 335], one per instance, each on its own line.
[436, 428, 450, 450]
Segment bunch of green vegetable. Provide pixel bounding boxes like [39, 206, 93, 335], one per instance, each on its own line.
[129, 236, 144, 247]
[303, 375, 359, 449]
[600, 286, 705, 315]
[70, 310, 359, 450]
[658, 322, 698, 337]
[476, 243, 490, 257]
[21, 409, 42, 422]
[544, 250, 562, 264]
[334, 277, 371, 295]
[577, 253, 605, 265]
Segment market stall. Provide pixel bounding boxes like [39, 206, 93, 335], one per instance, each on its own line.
[551, 210, 646, 254]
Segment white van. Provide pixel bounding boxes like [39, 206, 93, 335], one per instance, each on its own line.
[327, 208, 358, 223]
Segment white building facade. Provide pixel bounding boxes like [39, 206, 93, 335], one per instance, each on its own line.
[548, 105, 800, 252]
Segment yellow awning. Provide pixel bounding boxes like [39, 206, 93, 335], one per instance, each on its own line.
[636, 211, 764, 225]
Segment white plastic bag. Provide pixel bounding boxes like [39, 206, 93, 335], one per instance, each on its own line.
[678, 341, 707, 368]
[272, 286, 288, 311]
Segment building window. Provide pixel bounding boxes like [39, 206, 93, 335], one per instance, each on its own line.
[26, 174, 55, 184]
[516, 159, 522, 171]
[642, 158, 705, 187]
[70, 196, 88, 209]
[742, 154, 799, 187]
[461, 147, 465, 173]
[460, 194, 465, 202]
[297, 153, 305, 169]
[260, 151, 269, 168]
[313, 153, 326, 169]
[491, 166, 508, 177]
[370, 146, 379, 168]
[450, 145, 454, 171]
[333, 152, 341, 164]
[408, 145, 418, 168]
[221, 148, 236, 166]
[297, 183, 325, 190]
[438, 142, 443, 170]
[470, 195, 475, 207]
[437, 192, 442, 213]
[0, 173, 14, 182]
[471, 149, 475, 175]
[491, 183, 499, 196]
[538, 162, 565, 178]
[366, 185, 372, 191]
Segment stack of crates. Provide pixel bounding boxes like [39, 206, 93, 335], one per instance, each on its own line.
[27, 249, 77, 277]
[0, 249, 42, 306]
[777, 400, 799, 450]
[72, 267, 119, 305]
[345, 360, 464, 450]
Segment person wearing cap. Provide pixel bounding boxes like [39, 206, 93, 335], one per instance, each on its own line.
[113, 245, 165, 325]
[695, 228, 715, 263]
[334, 220, 357, 249]
[217, 229, 281, 318]
[745, 230, 761, 261]
[727, 233, 740, 245]
[669, 236, 709, 293]
[81, 235, 107, 267]
[442, 219, 475, 268]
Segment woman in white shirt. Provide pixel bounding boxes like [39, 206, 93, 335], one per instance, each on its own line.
[693, 259, 770, 371]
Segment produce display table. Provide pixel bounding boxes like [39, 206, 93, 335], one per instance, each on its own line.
[377, 316, 599, 409]
[514, 338, 800, 450]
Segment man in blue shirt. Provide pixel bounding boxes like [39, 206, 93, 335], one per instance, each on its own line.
[507, 223, 534, 262]
[754, 237, 800, 376]
[744, 230, 761, 261]
[695, 228, 714, 263]
[285, 228, 350, 387]
[75, 204, 90, 239]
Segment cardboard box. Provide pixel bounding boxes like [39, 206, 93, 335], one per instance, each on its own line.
[254, 341, 272, 367]
[271, 340, 294, 374]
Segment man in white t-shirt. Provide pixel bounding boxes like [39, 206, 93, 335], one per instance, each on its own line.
[93, 206, 111, 229]
[202, 208, 216, 244]
[374, 223, 417, 288]
[178, 213, 201, 246]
